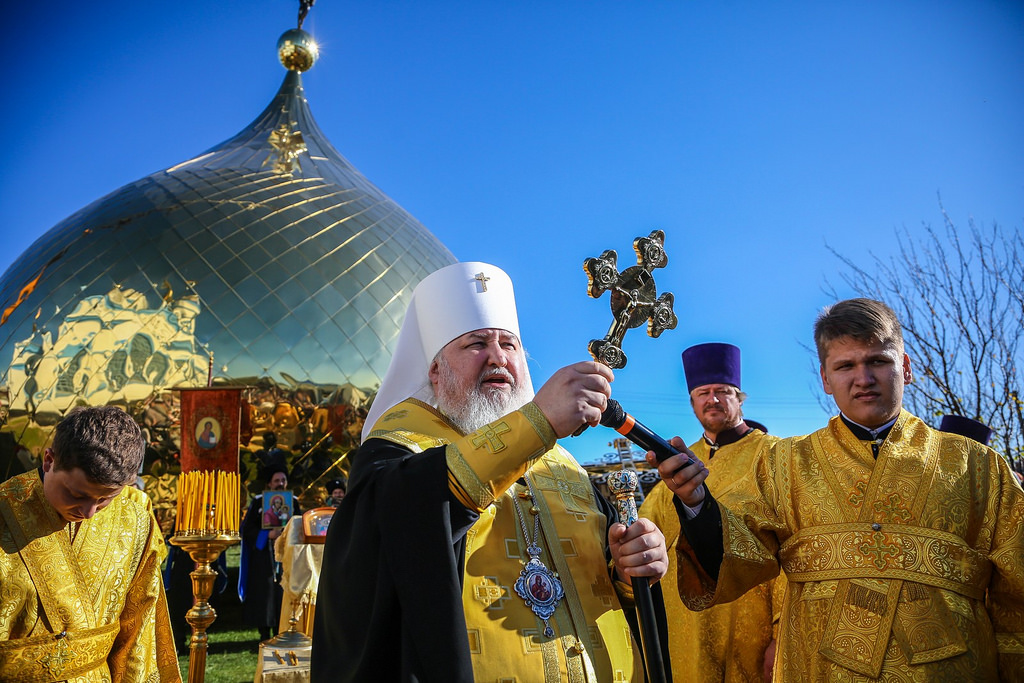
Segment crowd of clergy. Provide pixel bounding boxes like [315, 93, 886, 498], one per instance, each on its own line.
[1, 261, 1021, 682]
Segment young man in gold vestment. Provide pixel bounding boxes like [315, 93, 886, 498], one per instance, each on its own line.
[651, 298, 1024, 680]
[640, 342, 781, 681]
[311, 261, 670, 683]
[0, 405, 181, 682]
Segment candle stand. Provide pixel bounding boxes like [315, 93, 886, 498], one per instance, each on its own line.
[169, 532, 241, 683]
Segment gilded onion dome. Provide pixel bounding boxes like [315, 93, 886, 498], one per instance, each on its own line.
[0, 23, 455, 488]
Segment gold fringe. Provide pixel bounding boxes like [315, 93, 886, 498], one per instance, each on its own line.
[847, 583, 887, 614]
[904, 582, 928, 601]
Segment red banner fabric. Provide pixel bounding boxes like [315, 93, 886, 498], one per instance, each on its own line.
[178, 387, 244, 473]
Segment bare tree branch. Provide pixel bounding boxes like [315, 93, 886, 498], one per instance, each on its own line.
[823, 203, 1022, 473]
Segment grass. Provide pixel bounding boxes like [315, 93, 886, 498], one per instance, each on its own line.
[174, 546, 264, 683]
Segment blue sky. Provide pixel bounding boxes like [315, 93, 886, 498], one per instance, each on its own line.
[2, 1, 1022, 462]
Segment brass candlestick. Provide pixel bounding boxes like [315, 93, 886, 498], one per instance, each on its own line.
[170, 513, 240, 683]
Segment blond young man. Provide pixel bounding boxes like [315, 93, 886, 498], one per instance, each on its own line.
[652, 298, 1024, 680]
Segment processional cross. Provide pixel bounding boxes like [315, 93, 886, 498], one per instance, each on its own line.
[583, 230, 677, 369]
[580, 229, 676, 683]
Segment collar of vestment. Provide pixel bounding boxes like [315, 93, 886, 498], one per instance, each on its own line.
[365, 397, 458, 450]
[840, 414, 897, 458]
[840, 413, 897, 441]
[703, 422, 753, 458]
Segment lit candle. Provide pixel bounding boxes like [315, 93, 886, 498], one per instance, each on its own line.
[216, 471, 222, 531]
[189, 472, 197, 532]
[194, 472, 202, 532]
[204, 471, 212, 532]
[187, 472, 194, 532]
[182, 472, 191, 532]
[211, 471, 218, 531]
[175, 477, 183, 534]
[218, 472, 224, 533]
[231, 474, 235, 531]
[217, 471, 225, 531]
[190, 473, 197, 532]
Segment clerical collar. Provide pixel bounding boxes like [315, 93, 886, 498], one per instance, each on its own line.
[840, 414, 898, 459]
[703, 422, 753, 458]
[840, 414, 897, 441]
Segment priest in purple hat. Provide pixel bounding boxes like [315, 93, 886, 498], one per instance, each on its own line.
[639, 342, 782, 681]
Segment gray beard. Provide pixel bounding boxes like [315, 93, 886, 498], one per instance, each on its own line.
[433, 356, 534, 434]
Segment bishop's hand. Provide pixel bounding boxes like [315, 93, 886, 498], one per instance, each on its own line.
[608, 518, 668, 582]
[533, 361, 613, 437]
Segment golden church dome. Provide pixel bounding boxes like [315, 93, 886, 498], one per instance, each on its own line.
[0, 18, 455, 493]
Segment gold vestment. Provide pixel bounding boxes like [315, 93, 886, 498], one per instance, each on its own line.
[675, 411, 1024, 681]
[640, 429, 780, 681]
[368, 399, 643, 682]
[0, 471, 181, 683]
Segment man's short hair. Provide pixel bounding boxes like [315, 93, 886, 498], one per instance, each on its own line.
[51, 406, 146, 486]
[814, 298, 904, 366]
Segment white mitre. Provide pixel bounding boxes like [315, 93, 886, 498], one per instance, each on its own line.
[361, 262, 522, 441]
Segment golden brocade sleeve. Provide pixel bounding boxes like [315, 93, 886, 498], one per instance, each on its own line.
[987, 454, 1024, 679]
[107, 495, 182, 683]
[446, 402, 556, 512]
[675, 438, 785, 611]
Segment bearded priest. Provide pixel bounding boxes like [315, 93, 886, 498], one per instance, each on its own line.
[311, 261, 670, 682]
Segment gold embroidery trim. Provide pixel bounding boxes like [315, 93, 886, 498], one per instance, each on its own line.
[819, 578, 902, 677]
[0, 622, 119, 682]
[0, 475, 98, 632]
[446, 411, 550, 512]
[521, 402, 557, 449]
[529, 457, 603, 672]
[780, 524, 989, 599]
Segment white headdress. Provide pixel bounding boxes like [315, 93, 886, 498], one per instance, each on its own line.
[362, 262, 522, 440]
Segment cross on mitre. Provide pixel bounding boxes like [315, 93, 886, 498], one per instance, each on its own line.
[473, 272, 491, 292]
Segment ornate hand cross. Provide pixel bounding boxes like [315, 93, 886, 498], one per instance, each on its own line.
[582, 230, 677, 369]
